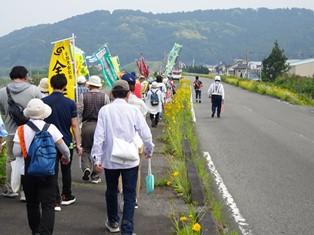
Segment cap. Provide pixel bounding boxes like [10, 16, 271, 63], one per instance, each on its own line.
[112, 80, 130, 91]
[121, 72, 136, 85]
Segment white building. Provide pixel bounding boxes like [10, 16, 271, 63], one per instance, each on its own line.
[287, 58, 314, 77]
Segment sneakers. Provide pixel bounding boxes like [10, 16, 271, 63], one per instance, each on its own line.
[91, 177, 101, 184]
[82, 168, 91, 181]
[105, 220, 120, 233]
[1, 190, 18, 198]
[54, 203, 62, 212]
[91, 172, 101, 184]
[211, 113, 215, 118]
[61, 195, 76, 206]
[20, 191, 26, 202]
[135, 199, 139, 209]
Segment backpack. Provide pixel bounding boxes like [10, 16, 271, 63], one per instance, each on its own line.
[150, 90, 159, 106]
[194, 80, 202, 89]
[6, 87, 29, 126]
[26, 121, 57, 176]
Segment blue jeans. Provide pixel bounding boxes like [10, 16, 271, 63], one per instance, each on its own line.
[105, 166, 138, 235]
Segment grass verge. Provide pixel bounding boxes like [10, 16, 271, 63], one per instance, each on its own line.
[162, 78, 238, 235]
[223, 76, 314, 106]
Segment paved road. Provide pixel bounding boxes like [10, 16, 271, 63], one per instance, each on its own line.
[192, 76, 314, 235]
[0, 125, 188, 235]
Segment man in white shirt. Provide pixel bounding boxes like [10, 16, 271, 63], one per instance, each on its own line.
[208, 75, 225, 118]
[91, 80, 154, 235]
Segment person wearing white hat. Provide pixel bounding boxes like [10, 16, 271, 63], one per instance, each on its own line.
[80, 75, 110, 184]
[208, 75, 225, 118]
[12, 98, 70, 235]
[145, 81, 163, 127]
[38, 77, 49, 97]
[76, 75, 88, 101]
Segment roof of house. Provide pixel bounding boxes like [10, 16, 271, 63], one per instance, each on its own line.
[233, 63, 248, 70]
[288, 58, 314, 66]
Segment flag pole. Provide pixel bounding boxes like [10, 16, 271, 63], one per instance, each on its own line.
[50, 36, 75, 45]
[71, 33, 78, 102]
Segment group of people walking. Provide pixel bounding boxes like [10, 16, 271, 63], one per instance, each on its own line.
[0, 65, 175, 235]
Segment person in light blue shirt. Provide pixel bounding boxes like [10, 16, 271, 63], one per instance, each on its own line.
[91, 80, 154, 235]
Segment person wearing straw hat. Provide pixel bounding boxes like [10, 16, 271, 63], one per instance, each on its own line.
[91, 80, 154, 235]
[145, 81, 163, 127]
[80, 75, 110, 184]
[12, 98, 70, 235]
[38, 78, 49, 97]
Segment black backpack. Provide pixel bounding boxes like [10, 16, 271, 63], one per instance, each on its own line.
[150, 90, 159, 106]
[6, 87, 29, 126]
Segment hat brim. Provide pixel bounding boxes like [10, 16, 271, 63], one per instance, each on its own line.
[40, 88, 49, 93]
[86, 81, 102, 88]
[23, 103, 52, 120]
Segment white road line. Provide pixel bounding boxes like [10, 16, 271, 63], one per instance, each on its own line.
[190, 86, 196, 122]
[204, 151, 253, 235]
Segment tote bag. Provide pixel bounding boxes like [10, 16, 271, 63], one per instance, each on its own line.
[108, 113, 140, 164]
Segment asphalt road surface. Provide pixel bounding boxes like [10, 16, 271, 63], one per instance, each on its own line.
[192, 76, 314, 235]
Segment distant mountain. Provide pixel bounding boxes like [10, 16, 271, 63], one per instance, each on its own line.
[1, 8, 314, 68]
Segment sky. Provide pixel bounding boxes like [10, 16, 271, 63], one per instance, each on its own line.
[1, 0, 314, 36]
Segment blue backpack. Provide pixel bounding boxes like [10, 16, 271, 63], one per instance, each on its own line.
[26, 121, 57, 176]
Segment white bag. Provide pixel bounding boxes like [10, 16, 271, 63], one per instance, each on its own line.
[111, 137, 139, 164]
[10, 157, 24, 193]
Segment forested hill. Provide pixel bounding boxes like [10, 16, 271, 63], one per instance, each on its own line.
[1, 8, 314, 68]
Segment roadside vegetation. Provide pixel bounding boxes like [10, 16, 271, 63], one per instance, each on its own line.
[162, 78, 238, 235]
[223, 76, 314, 106]
[0, 146, 6, 185]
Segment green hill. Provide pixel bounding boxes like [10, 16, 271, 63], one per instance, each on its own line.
[1, 8, 314, 68]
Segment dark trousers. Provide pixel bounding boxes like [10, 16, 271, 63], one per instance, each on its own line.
[23, 175, 57, 235]
[195, 90, 201, 101]
[105, 167, 139, 235]
[150, 113, 160, 127]
[55, 149, 73, 202]
[211, 95, 222, 117]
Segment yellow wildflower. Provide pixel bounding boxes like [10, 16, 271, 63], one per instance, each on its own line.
[179, 216, 188, 222]
[166, 181, 171, 186]
[172, 171, 179, 177]
[192, 223, 201, 233]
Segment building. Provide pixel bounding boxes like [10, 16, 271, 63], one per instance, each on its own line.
[287, 58, 314, 77]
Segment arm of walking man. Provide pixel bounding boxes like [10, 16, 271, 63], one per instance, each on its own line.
[71, 117, 83, 155]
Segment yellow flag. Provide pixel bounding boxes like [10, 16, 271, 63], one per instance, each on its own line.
[48, 40, 76, 100]
[111, 56, 121, 76]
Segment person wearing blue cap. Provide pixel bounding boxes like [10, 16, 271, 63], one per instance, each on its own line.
[122, 73, 148, 116]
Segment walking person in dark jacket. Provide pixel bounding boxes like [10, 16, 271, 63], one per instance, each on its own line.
[42, 74, 83, 211]
[193, 76, 203, 103]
